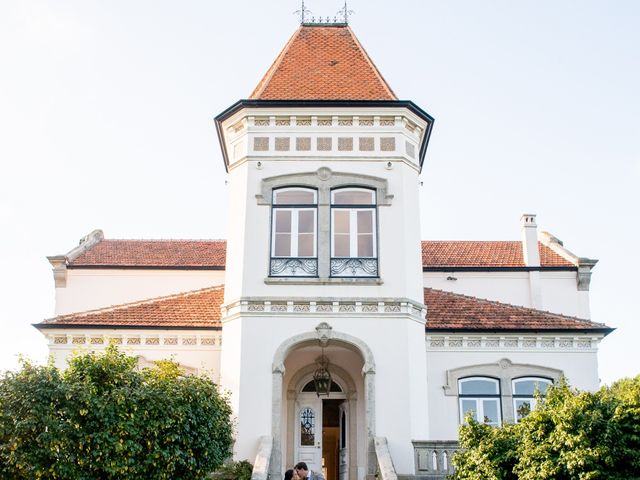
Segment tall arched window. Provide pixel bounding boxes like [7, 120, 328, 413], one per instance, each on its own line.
[330, 187, 378, 277]
[512, 377, 552, 422]
[458, 377, 501, 426]
[270, 187, 318, 277]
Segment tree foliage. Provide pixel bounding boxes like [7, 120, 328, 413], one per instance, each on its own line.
[210, 459, 253, 480]
[0, 346, 234, 479]
[452, 375, 640, 480]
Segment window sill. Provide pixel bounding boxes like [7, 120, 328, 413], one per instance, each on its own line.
[264, 277, 383, 286]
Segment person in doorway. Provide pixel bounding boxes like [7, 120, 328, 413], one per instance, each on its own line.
[294, 462, 324, 480]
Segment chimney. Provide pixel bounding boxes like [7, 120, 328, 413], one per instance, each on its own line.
[520, 214, 540, 267]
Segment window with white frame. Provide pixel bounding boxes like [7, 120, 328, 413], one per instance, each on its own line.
[458, 377, 502, 426]
[330, 187, 378, 277]
[512, 377, 552, 422]
[270, 187, 318, 277]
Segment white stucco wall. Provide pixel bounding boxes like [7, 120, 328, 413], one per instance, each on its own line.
[423, 270, 589, 318]
[219, 312, 428, 478]
[40, 328, 221, 379]
[425, 341, 602, 440]
[54, 269, 225, 315]
[224, 160, 424, 304]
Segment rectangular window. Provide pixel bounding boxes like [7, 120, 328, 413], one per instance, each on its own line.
[458, 377, 502, 427]
[330, 188, 378, 277]
[512, 377, 552, 422]
[270, 188, 318, 277]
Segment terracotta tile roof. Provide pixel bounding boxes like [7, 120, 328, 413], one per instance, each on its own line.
[64, 239, 575, 269]
[421, 241, 574, 268]
[69, 239, 226, 268]
[36, 286, 224, 329]
[424, 288, 611, 333]
[249, 25, 396, 100]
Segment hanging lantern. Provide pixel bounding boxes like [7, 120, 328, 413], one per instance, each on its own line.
[313, 349, 332, 397]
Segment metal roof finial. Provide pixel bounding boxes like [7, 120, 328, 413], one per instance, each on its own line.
[337, 1, 354, 24]
[295, 0, 312, 24]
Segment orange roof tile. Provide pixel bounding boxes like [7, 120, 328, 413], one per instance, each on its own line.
[249, 25, 396, 100]
[36, 286, 224, 329]
[424, 288, 610, 333]
[69, 239, 226, 268]
[35, 284, 610, 333]
[421, 241, 574, 268]
[65, 239, 576, 269]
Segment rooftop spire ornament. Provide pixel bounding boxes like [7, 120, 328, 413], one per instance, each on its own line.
[295, 0, 312, 24]
[337, 1, 354, 24]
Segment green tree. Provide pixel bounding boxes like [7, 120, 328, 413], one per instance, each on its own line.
[0, 346, 234, 479]
[452, 416, 520, 480]
[452, 375, 640, 480]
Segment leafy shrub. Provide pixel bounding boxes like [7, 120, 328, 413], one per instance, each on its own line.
[452, 375, 640, 479]
[210, 459, 253, 480]
[0, 346, 234, 479]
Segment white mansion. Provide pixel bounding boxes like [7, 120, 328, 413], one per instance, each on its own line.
[36, 22, 612, 480]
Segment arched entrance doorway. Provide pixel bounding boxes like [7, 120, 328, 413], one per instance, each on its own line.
[271, 323, 376, 480]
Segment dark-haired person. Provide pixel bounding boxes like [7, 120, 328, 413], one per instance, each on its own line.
[294, 462, 324, 480]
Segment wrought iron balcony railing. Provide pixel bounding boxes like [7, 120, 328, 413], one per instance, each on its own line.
[269, 257, 318, 277]
[330, 257, 378, 278]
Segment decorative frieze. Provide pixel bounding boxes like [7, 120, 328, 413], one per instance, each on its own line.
[359, 137, 374, 151]
[380, 137, 396, 151]
[48, 333, 222, 348]
[233, 298, 425, 318]
[296, 137, 311, 151]
[405, 141, 416, 158]
[317, 137, 332, 151]
[338, 137, 353, 151]
[253, 137, 269, 151]
[427, 335, 600, 351]
[275, 137, 290, 151]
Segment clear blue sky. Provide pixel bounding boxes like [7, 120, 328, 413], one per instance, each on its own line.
[1, 0, 638, 384]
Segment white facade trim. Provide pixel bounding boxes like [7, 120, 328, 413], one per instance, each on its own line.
[426, 334, 601, 352]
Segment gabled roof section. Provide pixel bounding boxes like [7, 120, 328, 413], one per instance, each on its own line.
[59, 238, 578, 270]
[421, 241, 574, 269]
[424, 288, 612, 334]
[249, 25, 397, 101]
[35, 286, 224, 329]
[68, 239, 226, 269]
[34, 284, 611, 334]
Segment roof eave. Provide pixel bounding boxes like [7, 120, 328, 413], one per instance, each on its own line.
[214, 99, 434, 173]
[423, 266, 578, 272]
[424, 327, 615, 336]
[34, 323, 222, 331]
